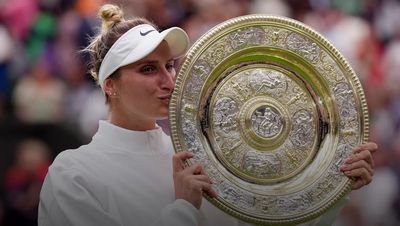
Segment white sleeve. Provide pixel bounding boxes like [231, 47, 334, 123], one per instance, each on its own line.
[153, 199, 200, 226]
[38, 164, 122, 226]
[38, 161, 200, 226]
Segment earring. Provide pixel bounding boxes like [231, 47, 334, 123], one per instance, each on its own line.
[107, 91, 116, 96]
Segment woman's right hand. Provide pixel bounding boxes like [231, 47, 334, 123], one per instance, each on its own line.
[172, 151, 217, 209]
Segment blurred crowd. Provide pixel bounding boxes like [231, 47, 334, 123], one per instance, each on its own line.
[0, 0, 399, 225]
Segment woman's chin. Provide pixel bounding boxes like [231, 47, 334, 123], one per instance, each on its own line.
[156, 112, 169, 120]
[156, 116, 168, 120]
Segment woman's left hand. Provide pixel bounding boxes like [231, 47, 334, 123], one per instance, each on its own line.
[340, 142, 378, 190]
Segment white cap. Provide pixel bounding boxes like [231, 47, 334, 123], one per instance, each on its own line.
[98, 24, 190, 88]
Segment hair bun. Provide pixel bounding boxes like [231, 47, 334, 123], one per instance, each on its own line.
[98, 4, 124, 33]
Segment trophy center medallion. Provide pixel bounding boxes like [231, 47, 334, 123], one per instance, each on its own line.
[251, 105, 283, 138]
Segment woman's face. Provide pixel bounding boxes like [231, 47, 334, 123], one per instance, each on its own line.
[107, 41, 176, 130]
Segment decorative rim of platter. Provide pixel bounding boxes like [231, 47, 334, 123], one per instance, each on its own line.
[169, 14, 369, 225]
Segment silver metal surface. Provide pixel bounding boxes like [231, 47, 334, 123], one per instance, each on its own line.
[169, 15, 369, 225]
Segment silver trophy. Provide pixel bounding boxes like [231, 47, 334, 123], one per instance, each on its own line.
[169, 15, 368, 225]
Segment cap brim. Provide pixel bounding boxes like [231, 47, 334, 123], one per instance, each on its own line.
[163, 27, 190, 59]
[120, 27, 189, 67]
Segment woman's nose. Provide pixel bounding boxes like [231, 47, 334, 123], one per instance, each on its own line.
[160, 70, 175, 90]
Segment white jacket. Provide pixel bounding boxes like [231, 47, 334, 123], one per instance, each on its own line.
[38, 120, 346, 226]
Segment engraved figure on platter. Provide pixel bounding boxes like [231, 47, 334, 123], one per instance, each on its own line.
[251, 107, 283, 138]
[290, 109, 314, 147]
[290, 193, 314, 211]
[250, 69, 287, 94]
[185, 73, 203, 95]
[244, 27, 265, 45]
[220, 143, 244, 167]
[215, 132, 241, 152]
[254, 196, 280, 214]
[214, 97, 241, 151]
[286, 33, 306, 51]
[229, 27, 265, 49]
[207, 42, 228, 66]
[192, 60, 211, 79]
[287, 87, 308, 105]
[183, 119, 200, 150]
[214, 97, 238, 133]
[231, 81, 251, 102]
[286, 33, 320, 63]
[229, 32, 246, 49]
[241, 152, 281, 177]
[334, 82, 357, 119]
[334, 144, 353, 171]
[219, 183, 255, 208]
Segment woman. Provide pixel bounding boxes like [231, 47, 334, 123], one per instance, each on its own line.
[38, 4, 377, 226]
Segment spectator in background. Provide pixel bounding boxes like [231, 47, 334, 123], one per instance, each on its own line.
[0, 0, 38, 42]
[182, 0, 250, 42]
[374, 0, 400, 43]
[3, 139, 51, 226]
[0, 23, 14, 120]
[249, 0, 291, 17]
[54, 8, 101, 132]
[12, 52, 67, 124]
[382, 33, 400, 98]
[76, 89, 108, 141]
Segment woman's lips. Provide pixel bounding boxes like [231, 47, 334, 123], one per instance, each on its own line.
[159, 95, 171, 103]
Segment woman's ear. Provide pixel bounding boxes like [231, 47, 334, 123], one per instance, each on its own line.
[103, 79, 118, 97]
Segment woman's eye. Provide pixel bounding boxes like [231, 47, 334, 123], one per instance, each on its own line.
[166, 62, 175, 72]
[140, 65, 157, 74]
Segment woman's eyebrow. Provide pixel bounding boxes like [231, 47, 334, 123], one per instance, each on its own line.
[135, 59, 175, 66]
[135, 60, 158, 66]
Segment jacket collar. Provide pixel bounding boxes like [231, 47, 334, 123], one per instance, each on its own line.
[92, 120, 171, 155]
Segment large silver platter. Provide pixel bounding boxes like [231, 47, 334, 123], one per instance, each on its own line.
[169, 15, 369, 225]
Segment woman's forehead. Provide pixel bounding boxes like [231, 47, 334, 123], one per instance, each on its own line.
[135, 42, 174, 64]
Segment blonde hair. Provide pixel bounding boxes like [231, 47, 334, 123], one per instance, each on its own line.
[83, 4, 157, 88]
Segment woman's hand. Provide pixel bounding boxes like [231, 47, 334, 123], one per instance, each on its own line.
[172, 151, 217, 209]
[340, 142, 378, 190]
